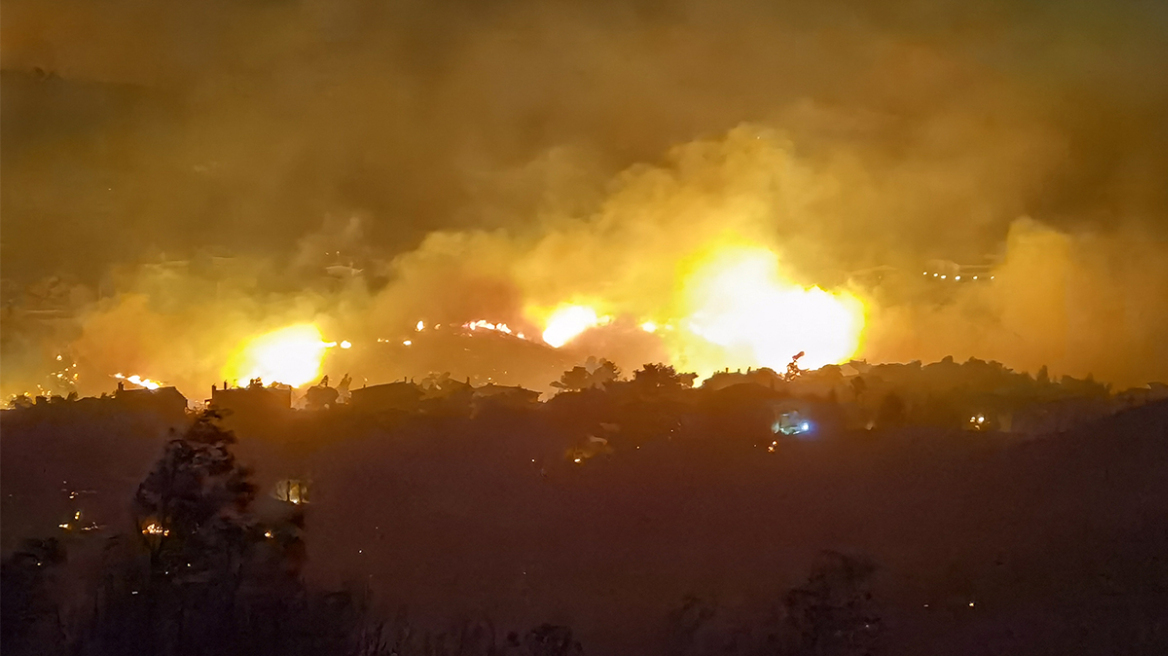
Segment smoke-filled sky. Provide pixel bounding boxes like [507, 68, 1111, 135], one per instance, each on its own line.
[3, 0, 1168, 393]
[4, 0, 1167, 278]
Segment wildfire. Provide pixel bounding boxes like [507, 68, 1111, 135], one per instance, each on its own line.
[223, 324, 333, 388]
[464, 319, 514, 334]
[114, 373, 164, 390]
[524, 245, 864, 372]
[674, 245, 864, 373]
[539, 304, 611, 348]
[141, 521, 169, 537]
[65, 242, 862, 396]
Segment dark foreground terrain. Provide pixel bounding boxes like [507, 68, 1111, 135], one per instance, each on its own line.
[3, 396, 1167, 655]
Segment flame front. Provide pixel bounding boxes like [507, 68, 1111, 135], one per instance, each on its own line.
[114, 373, 164, 390]
[224, 324, 330, 388]
[673, 246, 865, 374]
[527, 244, 865, 375]
[540, 305, 606, 348]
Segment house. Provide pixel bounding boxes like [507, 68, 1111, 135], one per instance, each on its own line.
[350, 381, 424, 413]
[1009, 396, 1113, 435]
[1115, 383, 1168, 409]
[702, 368, 784, 392]
[114, 384, 188, 422]
[767, 398, 817, 437]
[473, 383, 541, 411]
[272, 479, 310, 505]
[210, 384, 291, 415]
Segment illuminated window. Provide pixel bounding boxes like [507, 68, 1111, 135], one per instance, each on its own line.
[273, 479, 310, 505]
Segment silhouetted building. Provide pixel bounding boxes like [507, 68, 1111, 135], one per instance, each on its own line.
[210, 385, 291, 415]
[114, 385, 188, 422]
[272, 479, 310, 505]
[1115, 383, 1168, 409]
[702, 368, 784, 391]
[767, 398, 816, 436]
[350, 381, 424, 413]
[473, 383, 541, 411]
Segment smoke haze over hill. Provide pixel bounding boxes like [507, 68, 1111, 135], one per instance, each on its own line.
[3, 0, 1167, 394]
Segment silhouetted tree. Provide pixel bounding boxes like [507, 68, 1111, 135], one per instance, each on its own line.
[1, 538, 67, 656]
[785, 351, 806, 381]
[134, 411, 257, 583]
[552, 366, 593, 392]
[632, 363, 698, 394]
[587, 358, 621, 388]
[784, 552, 882, 656]
[664, 596, 717, 656]
[128, 411, 281, 655]
[552, 358, 621, 392]
[522, 624, 582, 656]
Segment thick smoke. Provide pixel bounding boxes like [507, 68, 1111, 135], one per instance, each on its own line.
[3, 0, 1167, 396]
[864, 220, 1168, 387]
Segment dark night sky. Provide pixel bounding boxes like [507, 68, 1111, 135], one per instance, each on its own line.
[3, 0, 1166, 284]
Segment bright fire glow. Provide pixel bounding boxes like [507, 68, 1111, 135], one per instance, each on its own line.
[464, 319, 514, 335]
[673, 246, 864, 373]
[224, 324, 331, 387]
[114, 373, 164, 390]
[141, 521, 169, 537]
[540, 305, 609, 347]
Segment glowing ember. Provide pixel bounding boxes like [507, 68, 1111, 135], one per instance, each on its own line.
[142, 521, 169, 536]
[541, 305, 607, 348]
[673, 245, 864, 373]
[114, 373, 164, 390]
[464, 319, 514, 334]
[224, 324, 331, 388]
[640, 321, 659, 333]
